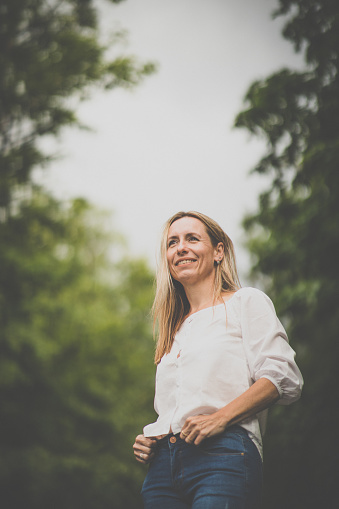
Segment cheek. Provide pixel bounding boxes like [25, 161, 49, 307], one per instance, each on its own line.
[166, 254, 175, 274]
[166, 252, 172, 267]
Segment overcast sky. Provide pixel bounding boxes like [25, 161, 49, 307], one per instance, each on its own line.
[37, 0, 303, 279]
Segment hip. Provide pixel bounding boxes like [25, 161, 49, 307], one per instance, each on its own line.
[142, 426, 263, 508]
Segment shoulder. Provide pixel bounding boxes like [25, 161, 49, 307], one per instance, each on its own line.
[233, 286, 271, 301]
[232, 287, 276, 312]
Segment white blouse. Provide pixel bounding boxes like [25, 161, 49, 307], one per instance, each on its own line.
[143, 287, 303, 458]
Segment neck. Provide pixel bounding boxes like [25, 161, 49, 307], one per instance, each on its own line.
[183, 279, 220, 316]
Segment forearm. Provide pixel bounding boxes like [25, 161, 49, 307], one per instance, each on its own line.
[180, 377, 280, 445]
[218, 377, 280, 428]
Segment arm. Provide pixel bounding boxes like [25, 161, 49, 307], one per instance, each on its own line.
[240, 288, 303, 405]
[186, 289, 303, 446]
[180, 377, 279, 445]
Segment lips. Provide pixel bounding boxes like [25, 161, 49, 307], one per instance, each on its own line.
[176, 258, 196, 266]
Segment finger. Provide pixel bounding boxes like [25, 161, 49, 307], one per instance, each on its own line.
[180, 429, 189, 440]
[184, 419, 208, 444]
[181, 416, 203, 437]
[181, 427, 195, 441]
[133, 438, 157, 452]
[188, 429, 200, 444]
[134, 450, 148, 463]
[181, 428, 197, 444]
[135, 434, 154, 444]
[135, 449, 155, 464]
[134, 447, 154, 459]
[135, 455, 147, 464]
[133, 442, 156, 455]
[135, 435, 156, 447]
[180, 420, 194, 439]
[194, 431, 207, 446]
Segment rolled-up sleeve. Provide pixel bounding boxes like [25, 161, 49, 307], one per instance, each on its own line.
[240, 288, 303, 405]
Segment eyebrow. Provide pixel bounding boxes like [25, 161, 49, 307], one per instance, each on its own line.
[167, 232, 202, 240]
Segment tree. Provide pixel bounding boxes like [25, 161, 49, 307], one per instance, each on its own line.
[0, 1, 157, 506]
[0, 191, 156, 508]
[234, 1, 339, 507]
[0, 0, 155, 212]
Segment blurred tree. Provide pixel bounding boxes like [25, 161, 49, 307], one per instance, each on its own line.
[235, 1, 339, 507]
[0, 0, 155, 212]
[0, 191, 156, 508]
[0, 0, 156, 507]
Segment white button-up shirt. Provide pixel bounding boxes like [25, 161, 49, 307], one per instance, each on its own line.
[143, 287, 303, 458]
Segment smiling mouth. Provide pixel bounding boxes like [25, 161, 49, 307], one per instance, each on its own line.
[176, 259, 196, 266]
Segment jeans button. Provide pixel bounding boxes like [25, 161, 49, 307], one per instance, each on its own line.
[170, 436, 177, 444]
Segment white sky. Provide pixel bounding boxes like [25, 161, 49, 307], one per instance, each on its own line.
[37, 0, 303, 279]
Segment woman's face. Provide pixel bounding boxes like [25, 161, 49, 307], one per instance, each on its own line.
[166, 217, 223, 287]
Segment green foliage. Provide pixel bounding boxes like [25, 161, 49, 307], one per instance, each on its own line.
[0, 191, 156, 508]
[235, 1, 339, 507]
[0, 1, 157, 506]
[0, 0, 156, 209]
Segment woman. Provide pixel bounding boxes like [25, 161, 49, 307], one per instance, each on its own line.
[133, 211, 303, 509]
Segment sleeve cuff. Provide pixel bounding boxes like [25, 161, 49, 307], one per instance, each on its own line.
[258, 375, 283, 399]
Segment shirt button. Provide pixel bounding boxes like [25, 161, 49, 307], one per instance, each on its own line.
[170, 436, 177, 444]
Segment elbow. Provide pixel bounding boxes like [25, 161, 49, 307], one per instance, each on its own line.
[276, 378, 304, 406]
[258, 372, 304, 406]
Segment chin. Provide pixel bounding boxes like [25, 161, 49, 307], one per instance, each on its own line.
[175, 274, 199, 285]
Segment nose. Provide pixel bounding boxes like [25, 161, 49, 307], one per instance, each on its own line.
[177, 238, 188, 253]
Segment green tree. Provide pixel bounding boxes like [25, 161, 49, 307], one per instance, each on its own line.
[0, 191, 156, 508]
[0, 1, 157, 506]
[234, 1, 339, 507]
[0, 0, 155, 211]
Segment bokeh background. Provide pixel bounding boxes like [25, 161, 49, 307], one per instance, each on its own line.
[37, 0, 304, 274]
[1, 0, 338, 508]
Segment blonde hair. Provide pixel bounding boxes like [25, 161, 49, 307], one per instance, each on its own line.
[153, 211, 241, 364]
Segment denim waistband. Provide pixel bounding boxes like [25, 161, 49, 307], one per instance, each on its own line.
[154, 432, 180, 446]
[154, 425, 248, 448]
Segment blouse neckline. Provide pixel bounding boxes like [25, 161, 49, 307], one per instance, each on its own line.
[184, 289, 240, 322]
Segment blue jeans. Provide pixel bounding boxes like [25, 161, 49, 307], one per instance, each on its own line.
[141, 426, 262, 509]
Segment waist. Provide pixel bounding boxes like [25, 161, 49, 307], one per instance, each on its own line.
[154, 425, 249, 448]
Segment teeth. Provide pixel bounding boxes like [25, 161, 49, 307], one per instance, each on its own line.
[177, 259, 195, 265]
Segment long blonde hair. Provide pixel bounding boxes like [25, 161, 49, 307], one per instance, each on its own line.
[153, 211, 241, 364]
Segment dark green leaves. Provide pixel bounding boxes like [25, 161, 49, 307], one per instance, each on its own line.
[235, 1, 339, 507]
[0, 191, 155, 508]
[0, 1, 156, 506]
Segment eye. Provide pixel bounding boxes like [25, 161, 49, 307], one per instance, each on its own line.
[167, 239, 177, 248]
[188, 236, 199, 242]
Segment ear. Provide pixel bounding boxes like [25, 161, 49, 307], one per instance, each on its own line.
[214, 242, 224, 263]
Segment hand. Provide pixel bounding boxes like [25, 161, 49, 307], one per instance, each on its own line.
[133, 434, 158, 464]
[180, 410, 228, 446]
